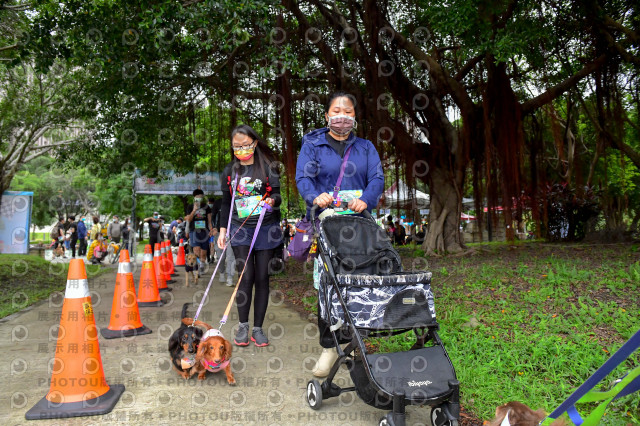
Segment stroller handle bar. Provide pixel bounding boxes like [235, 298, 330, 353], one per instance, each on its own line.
[310, 203, 374, 231]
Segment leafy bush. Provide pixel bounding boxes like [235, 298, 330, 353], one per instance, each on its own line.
[540, 183, 601, 241]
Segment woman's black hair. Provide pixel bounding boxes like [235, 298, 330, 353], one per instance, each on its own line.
[230, 124, 277, 183]
[325, 91, 357, 113]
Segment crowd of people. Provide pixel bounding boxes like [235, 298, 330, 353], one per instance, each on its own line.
[49, 215, 131, 264]
[383, 214, 428, 246]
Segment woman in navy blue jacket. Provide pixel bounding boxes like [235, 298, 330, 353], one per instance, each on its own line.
[295, 92, 384, 377]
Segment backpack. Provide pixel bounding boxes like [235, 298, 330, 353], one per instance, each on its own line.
[50, 224, 60, 240]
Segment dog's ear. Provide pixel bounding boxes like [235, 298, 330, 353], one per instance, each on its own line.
[182, 318, 195, 327]
[223, 338, 232, 359]
[195, 338, 207, 360]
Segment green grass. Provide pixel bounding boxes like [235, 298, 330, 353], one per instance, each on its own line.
[373, 243, 640, 424]
[0, 255, 108, 318]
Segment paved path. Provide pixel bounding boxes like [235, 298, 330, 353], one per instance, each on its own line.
[0, 260, 429, 425]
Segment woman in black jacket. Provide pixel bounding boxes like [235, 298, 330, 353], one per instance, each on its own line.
[218, 124, 282, 347]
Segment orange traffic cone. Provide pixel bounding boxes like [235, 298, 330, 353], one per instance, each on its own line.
[25, 259, 124, 420]
[162, 241, 175, 283]
[154, 243, 171, 292]
[166, 240, 176, 275]
[176, 238, 186, 267]
[137, 245, 163, 307]
[101, 250, 152, 339]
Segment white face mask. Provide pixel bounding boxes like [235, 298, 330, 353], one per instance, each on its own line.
[195, 197, 203, 204]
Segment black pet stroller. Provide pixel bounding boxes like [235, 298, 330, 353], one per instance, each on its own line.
[305, 207, 460, 426]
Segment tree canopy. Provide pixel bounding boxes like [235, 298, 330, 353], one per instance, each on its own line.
[1, 0, 638, 246]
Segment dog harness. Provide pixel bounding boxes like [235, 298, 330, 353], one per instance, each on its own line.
[200, 329, 230, 372]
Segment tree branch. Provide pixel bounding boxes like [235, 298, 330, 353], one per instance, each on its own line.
[0, 43, 18, 52]
[522, 54, 608, 114]
[454, 54, 483, 81]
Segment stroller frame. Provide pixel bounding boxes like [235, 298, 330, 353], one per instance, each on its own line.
[305, 206, 460, 426]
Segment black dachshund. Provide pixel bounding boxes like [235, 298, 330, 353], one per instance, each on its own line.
[168, 303, 204, 379]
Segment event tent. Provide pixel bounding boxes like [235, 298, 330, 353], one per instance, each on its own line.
[379, 180, 474, 210]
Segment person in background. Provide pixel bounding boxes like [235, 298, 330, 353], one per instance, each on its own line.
[394, 221, 406, 245]
[212, 196, 235, 286]
[50, 217, 65, 252]
[207, 197, 220, 263]
[144, 211, 162, 249]
[185, 190, 214, 272]
[67, 216, 78, 258]
[122, 218, 130, 251]
[63, 217, 73, 251]
[77, 215, 88, 257]
[87, 234, 108, 264]
[90, 216, 102, 241]
[107, 215, 123, 244]
[169, 217, 183, 246]
[158, 216, 167, 241]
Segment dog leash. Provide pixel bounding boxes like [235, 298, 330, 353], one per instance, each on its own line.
[191, 174, 268, 325]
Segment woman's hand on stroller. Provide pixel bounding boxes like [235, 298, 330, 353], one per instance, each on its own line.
[313, 192, 334, 208]
[348, 198, 367, 213]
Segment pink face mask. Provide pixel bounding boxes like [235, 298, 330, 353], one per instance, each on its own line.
[328, 114, 356, 136]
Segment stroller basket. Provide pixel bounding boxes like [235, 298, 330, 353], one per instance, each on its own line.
[319, 270, 436, 330]
[351, 346, 456, 409]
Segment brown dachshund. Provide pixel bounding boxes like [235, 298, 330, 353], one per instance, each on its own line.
[189, 320, 235, 385]
[486, 402, 567, 426]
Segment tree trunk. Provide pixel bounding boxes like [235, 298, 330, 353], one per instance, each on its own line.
[423, 165, 464, 254]
[0, 165, 16, 215]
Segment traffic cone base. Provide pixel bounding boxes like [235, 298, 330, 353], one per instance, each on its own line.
[159, 287, 173, 292]
[25, 384, 125, 420]
[138, 299, 164, 307]
[100, 325, 151, 339]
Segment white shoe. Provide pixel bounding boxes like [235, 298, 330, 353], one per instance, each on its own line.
[312, 347, 339, 378]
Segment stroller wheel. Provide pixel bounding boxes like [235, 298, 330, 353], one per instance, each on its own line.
[306, 380, 323, 410]
[430, 405, 458, 426]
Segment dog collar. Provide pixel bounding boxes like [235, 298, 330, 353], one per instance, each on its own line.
[201, 357, 229, 372]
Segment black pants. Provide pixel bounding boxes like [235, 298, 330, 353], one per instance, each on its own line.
[231, 246, 274, 328]
[78, 238, 87, 256]
[70, 237, 78, 258]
